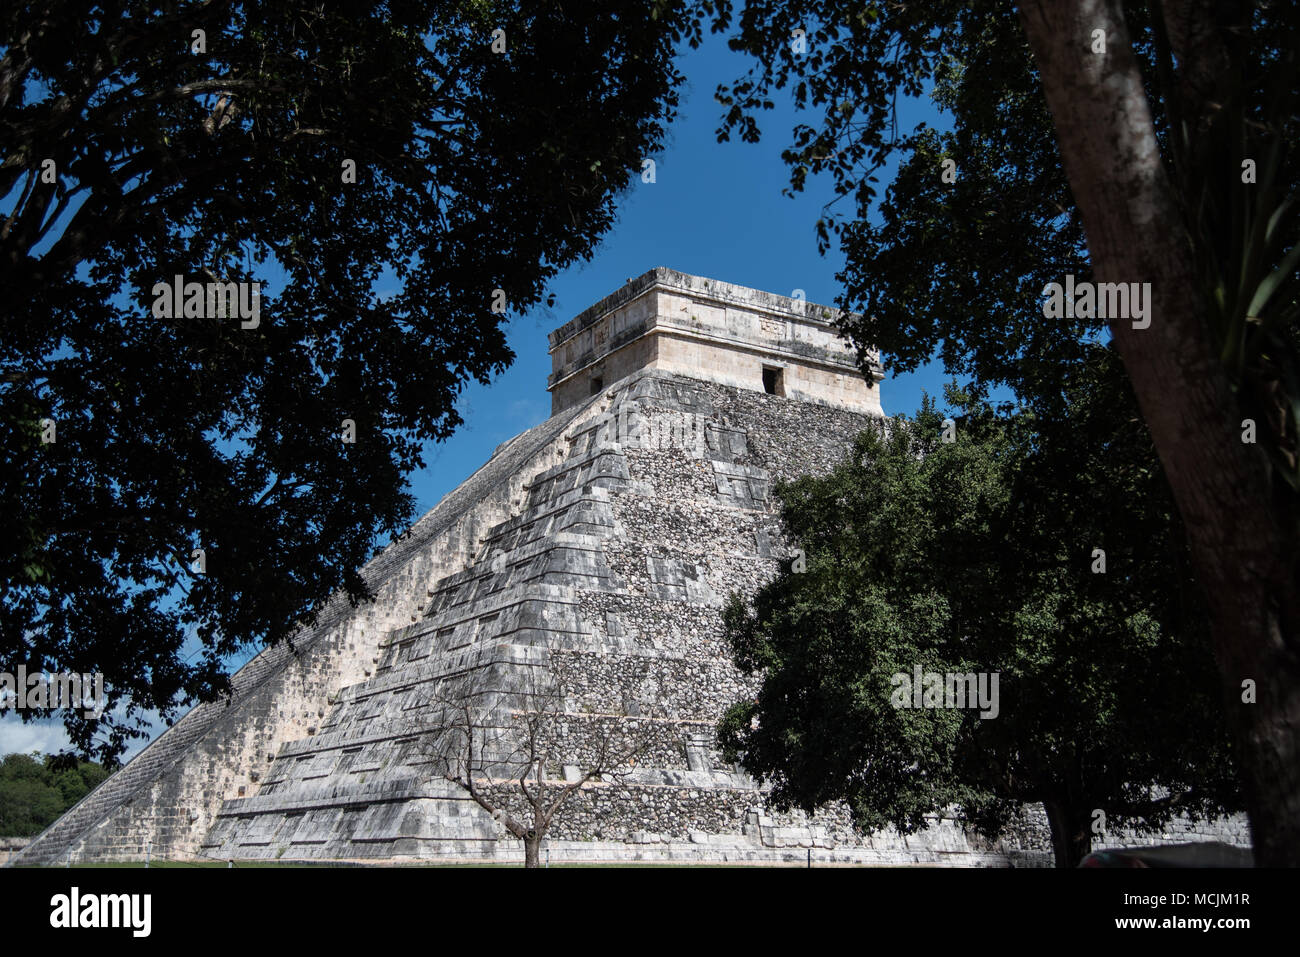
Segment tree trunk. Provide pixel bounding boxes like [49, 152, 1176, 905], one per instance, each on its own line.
[1016, 0, 1300, 865]
[524, 833, 541, 868]
[1044, 801, 1092, 868]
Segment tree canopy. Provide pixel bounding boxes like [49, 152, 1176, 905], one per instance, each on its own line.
[706, 1, 1297, 423]
[0, 751, 109, 837]
[1, 0, 700, 761]
[705, 0, 1299, 864]
[720, 356, 1240, 867]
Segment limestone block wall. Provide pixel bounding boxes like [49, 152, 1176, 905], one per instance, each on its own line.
[551, 334, 657, 416]
[0, 838, 29, 866]
[548, 268, 883, 416]
[653, 332, 881, 414]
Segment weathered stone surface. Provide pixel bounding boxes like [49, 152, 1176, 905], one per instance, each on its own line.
[0, 838, 29, 866]
[11, 272, 1248, 867]
[547, 267, 885, 416]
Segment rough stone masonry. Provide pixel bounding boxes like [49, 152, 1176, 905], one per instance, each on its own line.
[10, 268, 1248, 866]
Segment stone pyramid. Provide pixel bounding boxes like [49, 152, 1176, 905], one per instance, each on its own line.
[14, 268, 1244, 866]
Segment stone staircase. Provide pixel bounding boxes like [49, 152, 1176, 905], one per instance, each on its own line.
[11, 640, 305, 865]
[201, 413, 644, 860]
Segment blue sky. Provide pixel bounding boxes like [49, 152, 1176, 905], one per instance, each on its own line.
[2, 30, 953, 761]
[408, 31, 948, 517]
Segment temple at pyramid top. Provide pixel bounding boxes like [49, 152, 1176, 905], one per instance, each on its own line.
[547, 267, 884, 416]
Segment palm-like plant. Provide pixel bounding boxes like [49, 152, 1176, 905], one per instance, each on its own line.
[1156, 12, 1300, 488]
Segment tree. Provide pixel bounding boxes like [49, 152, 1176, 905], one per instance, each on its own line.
[1014, 0, 1300, 868]
[416, 649, 670, 867]
[703, 0, 1299, 864]
[719, 359, 1241, 867]
[0, 752, 109, 836]
[1, 1, 701, 762]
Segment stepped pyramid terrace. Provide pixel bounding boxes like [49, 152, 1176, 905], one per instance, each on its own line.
[9, 269, 1248, 866]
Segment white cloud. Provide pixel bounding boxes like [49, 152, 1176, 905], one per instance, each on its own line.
[0, 716, 71, 756]
[0, 711, 161, 762]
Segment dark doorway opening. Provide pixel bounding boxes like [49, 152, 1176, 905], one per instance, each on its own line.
[590, 376, 604, 395]
[762, 366, 783, 396]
